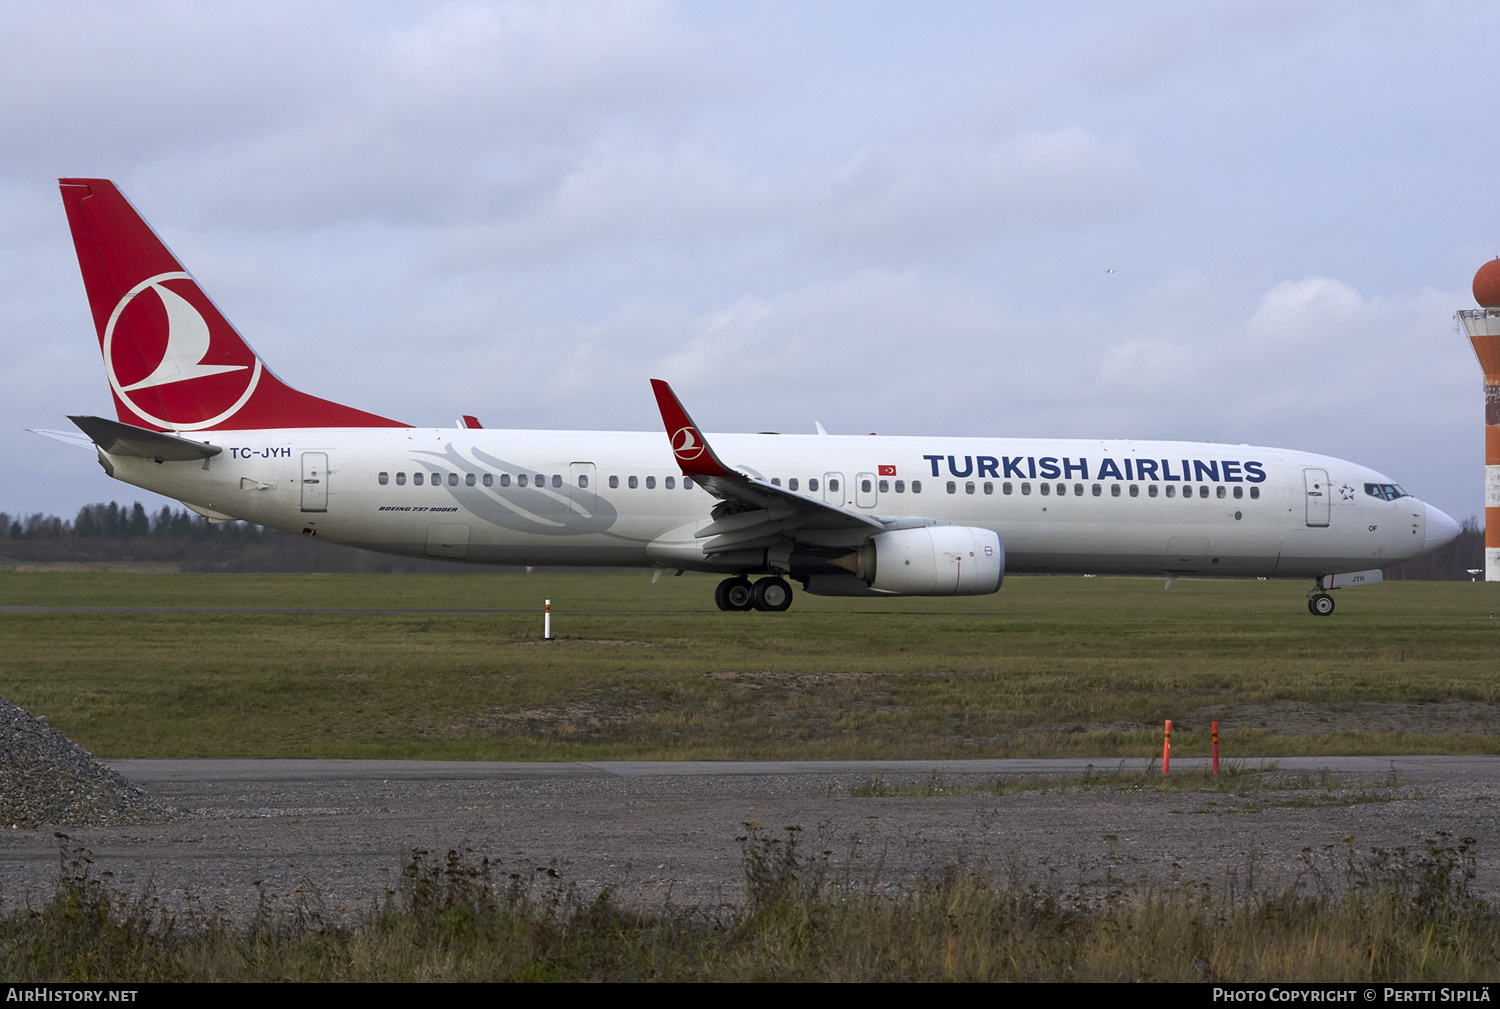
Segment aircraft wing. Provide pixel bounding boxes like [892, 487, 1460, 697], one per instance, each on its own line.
[650, 379, 885, 555]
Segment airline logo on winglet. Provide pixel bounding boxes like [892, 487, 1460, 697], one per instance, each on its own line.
[650, 379, 734, 479]
[671, 426, 707, 462]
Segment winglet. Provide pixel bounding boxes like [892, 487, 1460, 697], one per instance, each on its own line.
[649, 379, 736, 479]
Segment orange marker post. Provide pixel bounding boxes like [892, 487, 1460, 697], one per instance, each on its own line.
[544, 599, 553, 641]
[1162, 719, 1171, 775]
[1212, 721, 1219, 775]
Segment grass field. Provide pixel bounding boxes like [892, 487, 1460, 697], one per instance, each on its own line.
[0, 571, 1496, 760]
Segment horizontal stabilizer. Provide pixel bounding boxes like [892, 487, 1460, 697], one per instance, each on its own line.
[27, 428, 96, 451]
[69, 414, 222, 462]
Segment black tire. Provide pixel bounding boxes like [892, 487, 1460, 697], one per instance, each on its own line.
[718, 576, 754, 611]
[751, 577, 794, 612]
[1310, 593, 1335, 616]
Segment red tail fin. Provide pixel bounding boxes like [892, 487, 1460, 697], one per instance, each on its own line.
[59, 178, 406, 431]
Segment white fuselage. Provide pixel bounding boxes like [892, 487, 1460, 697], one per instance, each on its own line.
[97, 427, 1435, 579]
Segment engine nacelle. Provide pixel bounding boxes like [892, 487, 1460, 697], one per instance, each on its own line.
[862, 525, 1004, 596]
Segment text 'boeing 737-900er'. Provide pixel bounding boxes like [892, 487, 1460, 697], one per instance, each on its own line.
[31, 179, 1462, 615]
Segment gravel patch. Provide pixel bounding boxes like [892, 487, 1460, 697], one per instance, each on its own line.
[0, 696, 170, 829]
[0, 757, 1495, 927]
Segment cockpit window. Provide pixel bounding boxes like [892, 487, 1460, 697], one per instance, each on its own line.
[1364, 483, 1408, 501]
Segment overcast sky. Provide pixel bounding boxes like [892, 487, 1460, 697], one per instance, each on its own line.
[2, 1, 1494, 522]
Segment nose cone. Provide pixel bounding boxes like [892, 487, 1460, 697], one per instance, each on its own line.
[1424, 503, 1461, 552]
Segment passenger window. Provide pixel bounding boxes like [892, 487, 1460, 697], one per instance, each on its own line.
[1199, 485, 1209, 499]
[500, 473, 510, 487]
[1002, 482, 1012, 495]
[665, 476, 676, 489]
[1250, 487, 1260, 500]
[1076, 483, 1085, 496]
[1216, 485, 1226, 499]
[1165, 485, 1175, 498]
[1020, 482, 1030, 495]
[965, 481, 974, 494]
[1110, 484, 1120, 497]
[448, 473, 458, 486]
[646, 476, 656, 489]
[829, 479, 839, 492]
[1129, 484, 1138, 497]
[809, 478, 819, 492]
[1040, 483, 1050, 496]
[1147, 484, 1156, 498]
[433, 472, 442, 485]
[414, 472, 424, 486]
[628, 475, 638, 489]
[878, 480, 888, 493]
[947, 481, 957, 494]
[862, 479, 872, 493]
[1233, 486, 1242, 499]
[578, 475, 589, 489]
[983, 482, 993, 495]
[396, 472, 406, 486]
[552, 475, 562, 489]
[789, 478, 799, 491]
[1057, 483, 1066, 496]
[518, 474, 528, 487]
[609, 475, 619, 489]
[894, 480, 905, 493]
[378, 472, 389, 485]
[484, 474, 494, 487]
[1091, 484, 1101, 497]
[771, 478, 782, 487]
[684, 477, 694, 489]
[912, 480, 922, 494]
[534, 474, 544, 487]
[465, 473, 475, 487]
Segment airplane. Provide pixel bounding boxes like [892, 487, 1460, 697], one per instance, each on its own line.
[32, 178, 1462, 616]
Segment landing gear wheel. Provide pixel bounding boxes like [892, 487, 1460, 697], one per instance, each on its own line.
[1308, 592, 1335, 616]
[751, 576, 794, 612]
[715, 576, 754, 612]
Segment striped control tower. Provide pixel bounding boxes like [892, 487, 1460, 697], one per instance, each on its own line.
[1458, 259, 1500, 581]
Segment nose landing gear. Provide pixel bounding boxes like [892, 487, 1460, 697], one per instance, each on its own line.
[714, 575, 794, 612]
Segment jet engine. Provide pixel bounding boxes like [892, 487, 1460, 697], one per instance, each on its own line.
[828, 525, 1004, 596]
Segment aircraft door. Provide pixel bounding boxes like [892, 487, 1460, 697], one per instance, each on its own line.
[569, 462, 598, 515]
[823, 472, 846, 507]
[300, 452, 328, 512]
[855, 472, 878, 509]
[1304, 468, 1330, 527]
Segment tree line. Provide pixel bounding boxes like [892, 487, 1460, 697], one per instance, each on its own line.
[1, 502, 453, 573]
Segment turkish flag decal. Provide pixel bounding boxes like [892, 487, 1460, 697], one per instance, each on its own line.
[878, 464, 897, 476]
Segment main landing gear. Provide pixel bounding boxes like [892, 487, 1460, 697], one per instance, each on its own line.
[714, 575, 794, 612]
[1307, 592, 1335, 616]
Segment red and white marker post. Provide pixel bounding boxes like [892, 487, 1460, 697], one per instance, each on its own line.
[544, 599, 553, 641]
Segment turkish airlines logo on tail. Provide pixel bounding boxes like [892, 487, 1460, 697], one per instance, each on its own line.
[671, 425, 707, 462]
[104, 273, 262, 430]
